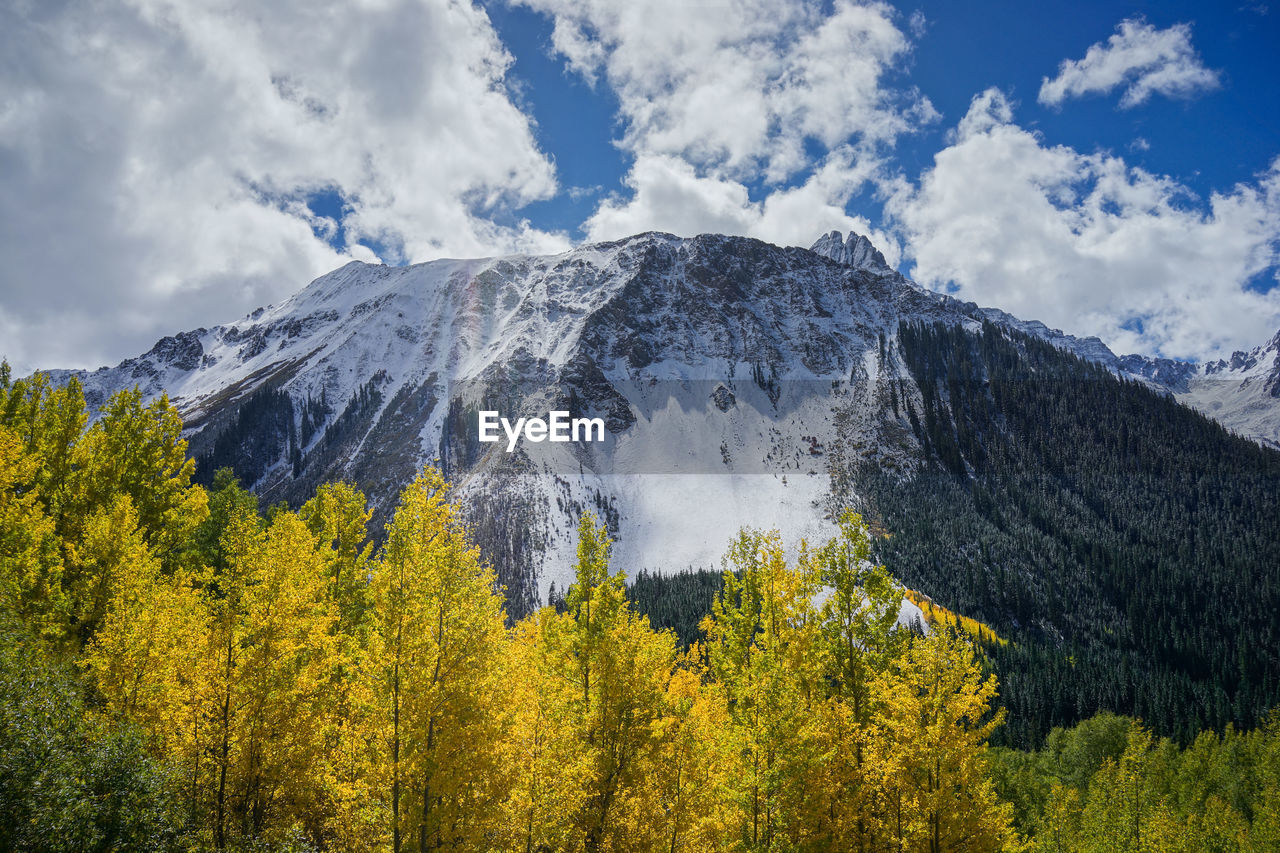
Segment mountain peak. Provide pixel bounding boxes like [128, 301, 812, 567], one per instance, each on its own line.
[809, 229, 892, 274]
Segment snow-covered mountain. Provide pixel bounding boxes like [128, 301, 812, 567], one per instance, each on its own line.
[43, 230, 1280, 611]
[1145, 333, 1280, 450]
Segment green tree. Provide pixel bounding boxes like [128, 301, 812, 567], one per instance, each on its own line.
[0, 616, 184, 852]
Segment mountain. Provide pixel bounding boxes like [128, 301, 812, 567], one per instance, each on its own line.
[806, 231, 1280, 451]
[855, 321, 1280, 744]
[43, 231, 1280, 602]
[1158, 331, 1280, 449]
[39, 230, 1280, 745]
[984, 314, 1280, 451]
[41, 233, 948, 604]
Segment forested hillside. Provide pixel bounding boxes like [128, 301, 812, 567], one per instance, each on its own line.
[3, 367, 1280, 851]
[626, 320, 1280, 751]
[863, 321, 1280, 747]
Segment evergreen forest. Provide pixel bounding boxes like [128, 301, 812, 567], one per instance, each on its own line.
[867, 321, 1280, 747]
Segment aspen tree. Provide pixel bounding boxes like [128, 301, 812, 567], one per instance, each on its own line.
[702, 527, 822, 851]
[75, 389, 206, 567]
[371, 467, 508, 852]
[550, 511, 677, 852]
[1077, 723, 1183, 853]
[869, 629, 1017, 853]
[86, 508, 208, 836]
[231, 510, 339, 843]
[498, 609, 593, 853]
[644, 649, 737, 852]
[300, 482, 384, 850]
[0, 425, 64, 639]
[807, 510, 904, 850]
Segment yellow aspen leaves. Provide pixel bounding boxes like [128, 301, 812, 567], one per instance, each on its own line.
[1, 379, 1037, 852]
[371, 467, 509, 851]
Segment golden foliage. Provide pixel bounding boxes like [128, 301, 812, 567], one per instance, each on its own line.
[904, 587, 1007, 647]
[0, 376, 1082, 852]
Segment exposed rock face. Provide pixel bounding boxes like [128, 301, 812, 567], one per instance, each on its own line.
[1118, 354, 1198, 394]
[810, 230, 892, 274]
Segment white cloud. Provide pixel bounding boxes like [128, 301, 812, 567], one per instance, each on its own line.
[1039, 19, 1220, 109]
[518, 0, 932, 247]
[907, 10, 927, 39]
[0, 0, 566, 372]
[889, 89, 1280, 361]
[584, 150, 900, 265]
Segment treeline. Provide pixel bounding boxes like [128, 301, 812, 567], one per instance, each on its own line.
[990, 711, 1280, 850]
[864, 320, 1280, 747]
[1, 369, 1278, 851]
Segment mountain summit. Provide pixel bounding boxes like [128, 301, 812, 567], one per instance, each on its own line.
[809, 229, 893, 274]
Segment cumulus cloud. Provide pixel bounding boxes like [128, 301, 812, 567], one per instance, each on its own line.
[0, 0, 565, 372]
[583, 151, 901, 265]
[889, 89, 1280, 361]
[1039, 19, 1220, 109]
[518, 0, 933, 248]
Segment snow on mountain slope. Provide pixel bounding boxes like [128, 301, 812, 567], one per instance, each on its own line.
[40, 229, 1280, 610]
[1107, 331, 1280, 450]
[51, 236, 666, 426]
[1171, 331, 1280, 450]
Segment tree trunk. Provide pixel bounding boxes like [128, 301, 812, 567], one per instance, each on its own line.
[392, 641, 401, 853]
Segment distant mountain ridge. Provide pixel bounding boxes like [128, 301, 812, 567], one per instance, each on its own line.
[817, 230, 1280, 451]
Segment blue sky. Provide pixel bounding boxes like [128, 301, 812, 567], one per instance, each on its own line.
[483, 0, 1279, 247]
[1, 0, 1278, 371]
